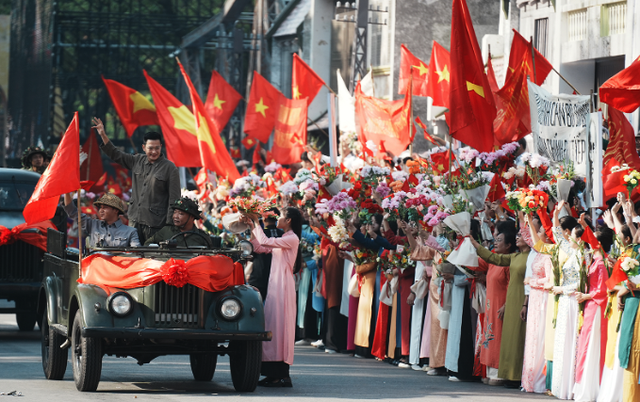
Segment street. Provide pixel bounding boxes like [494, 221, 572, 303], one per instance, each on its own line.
[0, 305, 547, 401]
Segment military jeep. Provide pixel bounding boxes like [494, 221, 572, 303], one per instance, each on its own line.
[39, 229, 270, 392]
[0, 168, 45, 331]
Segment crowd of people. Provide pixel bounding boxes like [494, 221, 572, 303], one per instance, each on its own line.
[37, 117, 640, 401]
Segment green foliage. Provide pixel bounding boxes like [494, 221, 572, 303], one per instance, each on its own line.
[0, 0, 10, 15]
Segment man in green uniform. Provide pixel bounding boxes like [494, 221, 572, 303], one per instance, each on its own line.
[144, 197, 211, 248]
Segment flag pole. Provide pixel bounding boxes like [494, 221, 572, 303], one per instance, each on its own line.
[530, 37, 537, 83]
[323, 83, 337, 96]
[76, 189, 83, 279]
[409, 66, 414, 154]
[552, 67, 581, 95]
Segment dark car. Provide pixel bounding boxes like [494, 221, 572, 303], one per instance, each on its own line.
[39, 229, 270, 392]
[0, 168, 45, 331]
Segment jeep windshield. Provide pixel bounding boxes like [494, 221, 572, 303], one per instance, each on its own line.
[0, 181, 36, 211]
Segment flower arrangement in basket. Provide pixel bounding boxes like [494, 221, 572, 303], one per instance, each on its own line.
[227, 197, 277, 221]
[358, 199, 384, 224]
[505, 188, 549, 214]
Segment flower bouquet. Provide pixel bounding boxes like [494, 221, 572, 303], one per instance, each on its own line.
[360, 165, 391, 185]
[621, 256, 640, 285]
[358, 199, 384, 224]
[423, 205, 449, 228]
[521, 152, 551, 186]
[443, 208, 478, 267]
[381, 191, 409, 221]
[458, 170, 492, 212]
[227, 197, 277, 221]
[552, 162, 576, 202]
[327, 218, 351, 249]
[506, 188, 549, 214]
[315, 190, 357, 221]
[230, 173, 262, 198]
[623, 170, 640, 199]
[550, 244, 562, 328]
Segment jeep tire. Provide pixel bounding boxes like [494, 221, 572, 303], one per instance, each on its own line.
[41, 308, 68, 380]
[71, 311, 102, 391]
[189, 353, 217, 381]
[16, 299, 37, 331]
[229, 340, 261, 392]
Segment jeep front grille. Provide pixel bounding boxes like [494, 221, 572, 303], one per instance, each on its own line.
[153, 282, 202, 328]
[0, 241, 43, 282]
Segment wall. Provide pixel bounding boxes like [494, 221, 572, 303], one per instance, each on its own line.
[0, 15, 9, 98]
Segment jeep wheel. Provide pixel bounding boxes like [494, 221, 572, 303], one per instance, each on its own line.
[189, 353, 217, 381]
[16, 300, 37, 331]
[229, 340, 261, 392]
[71, 311, 102, 391]
[41, 308, 68, 380]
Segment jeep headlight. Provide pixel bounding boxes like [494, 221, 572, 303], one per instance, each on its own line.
[237, 240, 253, 258]
[219, 297, 242, 321]
[107, 292, 134, 318]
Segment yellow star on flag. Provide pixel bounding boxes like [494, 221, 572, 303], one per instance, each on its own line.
[212, 93, 226, 110]
[466, 81, 485, 98]
[255, 97, 269, 118]
[412, 62, 429, 76]
[293, 86, 302, 100]
[436, 65, 450, 83]
[168, 105, 197, 136]
[130, 91, 156, 113]
[196, 112, 216, 155]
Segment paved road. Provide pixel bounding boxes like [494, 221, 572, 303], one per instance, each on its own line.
[0, 308, 548, 401]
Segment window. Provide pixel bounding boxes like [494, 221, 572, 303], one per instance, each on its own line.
[533, 18, 548, 58]
[601, 2, 626, 37]
[568, 9, 587, 42]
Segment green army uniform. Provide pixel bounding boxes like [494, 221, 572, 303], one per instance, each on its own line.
[144, 225, 211, 248]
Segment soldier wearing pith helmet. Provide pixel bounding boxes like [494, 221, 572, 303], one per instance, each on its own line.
[144, 197, 212, 248]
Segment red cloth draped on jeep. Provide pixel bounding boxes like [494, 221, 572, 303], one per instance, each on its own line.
[78, 254, 245, 293]
[0, 221, 56, 251]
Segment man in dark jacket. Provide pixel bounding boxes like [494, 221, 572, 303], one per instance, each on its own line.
[144, 197, 211, 248]
[248, 208, 283, 301]
[93, 117, 180, 243]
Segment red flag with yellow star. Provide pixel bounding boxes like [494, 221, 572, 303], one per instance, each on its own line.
[244, 71, 282, 143]
[271, 96, 308, 165]
[505, 30, 553, 87]
[604, 107, 640, 173]
[204, 71, 242, 132]
[448, 0, 496, 153]
[292, 53, 325, 103]
[600, 56, 640, 113]
[355, 83, 414, 156]
[427, 41, 451, 108]
[241, 136, 258, 150]
[178, 61, 240, 182]
[102, 77, 159, 137]
[399, 44, 429, 96]
[144, 70, 200, 168]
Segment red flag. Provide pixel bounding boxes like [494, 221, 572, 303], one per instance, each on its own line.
[271, 96, 308, 165]
[230, 147, 241, 159]
[244, 71, 282, 143]
[599, 56, 640, 113]
[23, 113, 80, 225]
[252, 142, 262, 166]
[399, 44, 429, 96]
[448, 0, 496, 153]
[79, 129, 104, 182]
[355, 83, 414, 156]
[486, 172, 505, 202]
[144, 70, 200, 167]
[178, 61, 241, 182]
[603, 158, 629, 199]
[606, 258, 629, 290]
[415, 117, 438, 146]
[486, 56, 500, 93]
[427, 41, 451, 108]
[429, 150, 451, 175]
[292, 53, 325, 103]
[102, 77, 160, 137]
[493, 62, 531, 145]
[241, 136, 258, 150]
[505, 30, 553, 86]
[604, 108, 640, 171]
[204, 71, 242, 132]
